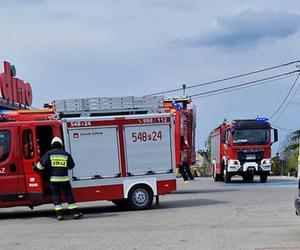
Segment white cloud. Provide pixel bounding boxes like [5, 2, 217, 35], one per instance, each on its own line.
[171, 9, 300, 49]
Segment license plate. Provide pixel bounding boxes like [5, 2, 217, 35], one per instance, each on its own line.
[246, 154, 256, 160]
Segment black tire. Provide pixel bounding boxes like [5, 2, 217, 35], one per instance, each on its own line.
[213, 171, 221, 182]
[243, 173, 254, 183]
[214, 174, 220, 182]
[127, 185, 154, 210]
[260, 174, 268, 183]
[224, 170, 231, 183]
[248, 174, 254, 182]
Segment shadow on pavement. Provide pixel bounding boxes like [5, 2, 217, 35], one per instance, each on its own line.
[224, 177, 297, 184]
[0, 198, 228, 219]
[0, 209, 54, 220]
[226, 180, 260, 184]
[158, 198, 227, 209]
[173, 189, 240, 195]
[0, 205, 121, 220]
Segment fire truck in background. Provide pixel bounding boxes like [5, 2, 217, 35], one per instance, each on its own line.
[0, 61, 181, 211]
[162, 97, 196, 173]
[295, 145, 300, 216]
[210, 119, 278, 183]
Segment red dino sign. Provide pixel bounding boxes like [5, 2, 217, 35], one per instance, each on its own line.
[0, 61, 33, 106]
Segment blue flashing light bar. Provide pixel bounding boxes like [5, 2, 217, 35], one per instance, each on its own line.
[172, 101, 182, 111]
[256, 117, 269, 122]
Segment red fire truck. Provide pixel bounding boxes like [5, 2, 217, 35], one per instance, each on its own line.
[0, 61, 177, 210]
[210, 119, 278, 183]
[162, 97, 196, 172]
[295, 146, 300, 215]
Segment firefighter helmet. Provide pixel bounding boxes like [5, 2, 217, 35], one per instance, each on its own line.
[51, 137, 63, 146]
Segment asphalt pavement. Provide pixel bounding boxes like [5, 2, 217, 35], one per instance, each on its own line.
[0, 176, 299, 250]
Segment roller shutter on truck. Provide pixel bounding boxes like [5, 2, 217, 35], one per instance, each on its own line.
[124, 123, 172, 175]
[67, 126, 120, 179]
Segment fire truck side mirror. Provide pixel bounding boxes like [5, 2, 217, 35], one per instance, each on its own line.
[272, 129, 278, 144]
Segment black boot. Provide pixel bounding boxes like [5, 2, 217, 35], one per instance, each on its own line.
[55, 210, 64, 221]
[71, 208, 83, 219]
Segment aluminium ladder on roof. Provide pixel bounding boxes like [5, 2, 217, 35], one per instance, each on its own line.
[53, 96, 164, 118]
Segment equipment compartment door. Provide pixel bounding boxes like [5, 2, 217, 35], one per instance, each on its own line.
[68, 127, 120, 179]
[0, 128, 26, 201]
[124, 124, 173, 175]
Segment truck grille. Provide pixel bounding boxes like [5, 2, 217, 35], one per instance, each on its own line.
[237, 149, 264, 164]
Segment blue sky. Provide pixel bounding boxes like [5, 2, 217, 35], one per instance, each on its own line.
[1, 0, 300, 154]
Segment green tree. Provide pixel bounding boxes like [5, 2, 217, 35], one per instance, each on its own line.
[279, 129, 300, 176]
[271, 153, 280, 175]
[286, 151, 298, 176]
[204, 131, 212, 165]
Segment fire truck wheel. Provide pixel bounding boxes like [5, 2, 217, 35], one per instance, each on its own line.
[248, 174, 254, 182]
[213, 172, 221, 182]
[260, 174, 268, 183]
[243, 174, 249, 183]
[127, 185, 154, 210]
[243, 173, 254, 183]
[224, 170, 231, 183]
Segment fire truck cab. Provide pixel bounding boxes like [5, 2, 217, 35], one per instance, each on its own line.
[0, 110, 61, 206]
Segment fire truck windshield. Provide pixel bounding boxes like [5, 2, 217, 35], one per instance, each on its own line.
[232, 129, 269, 145]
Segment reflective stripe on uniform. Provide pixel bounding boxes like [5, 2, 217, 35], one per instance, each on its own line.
[68, 203, 78, 210]
[54, 205, 63, 211]
[36, 162, 45, 170]
[50, 155, 68, 168]
[50, 176, 70, 182]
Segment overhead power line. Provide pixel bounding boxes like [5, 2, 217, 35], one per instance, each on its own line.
[190, 74, 293, 99]
[189, 70, 300, 98]
[269, 73, 300, 121]
[272, 76, 300, 122]
[144, 60, 300, 96]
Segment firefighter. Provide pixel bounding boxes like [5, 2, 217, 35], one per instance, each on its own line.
[179, 136, 194, 184]
[35, 136, 83, 220]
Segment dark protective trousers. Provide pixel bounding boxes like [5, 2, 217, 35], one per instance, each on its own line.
[50, 181, 76, 209]
[179, 163, 195, 181]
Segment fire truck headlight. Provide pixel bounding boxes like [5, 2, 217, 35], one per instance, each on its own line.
[228, 159, 238, 165]
[262, 159, 271, 165]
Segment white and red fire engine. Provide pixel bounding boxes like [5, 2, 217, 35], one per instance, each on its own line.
[0, 61, 196, 211]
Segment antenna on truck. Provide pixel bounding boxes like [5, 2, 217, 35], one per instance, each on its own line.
[182, 83, 187, 97]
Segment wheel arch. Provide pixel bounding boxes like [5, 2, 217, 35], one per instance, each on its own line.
[123, 178, 157, 199]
